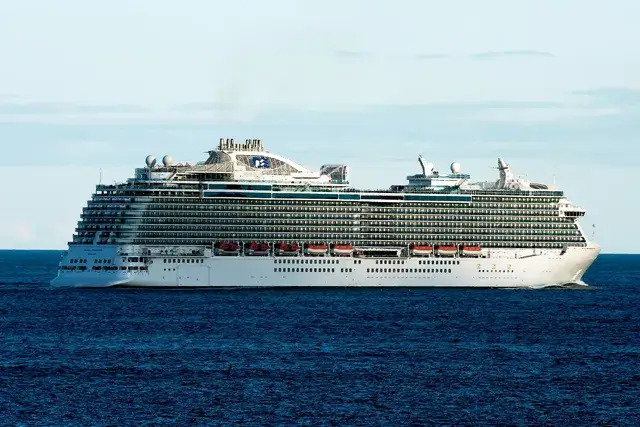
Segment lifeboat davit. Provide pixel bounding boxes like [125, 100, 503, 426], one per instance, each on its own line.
[245, 241, 270, 256]
[305, 243, 328, 255]
[275, 242, 300, 256]
[410, 245, 433, 257]
[462, 246, 482, 257]
[436, 245, 458, 257]
[215, 241, 240, 256]
[331, 244, 354, 256]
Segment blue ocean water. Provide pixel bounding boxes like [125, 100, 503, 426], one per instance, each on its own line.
[1, 251, 639, 426]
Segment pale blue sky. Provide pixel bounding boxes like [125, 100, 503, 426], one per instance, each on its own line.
[0, 0, 638, 252]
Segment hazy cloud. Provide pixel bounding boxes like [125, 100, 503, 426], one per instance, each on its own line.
[412, 53, 449, 60]
[334, 49, 373, 58]
[334, 50, 554, 62]
[470, 50, 555, 60]
[0, 219, 35, 249]
[416, 100, 562, 109]
[0, 102, 146, 115]
[2, 98, 636, 169]
[173, 102, 231, 112]
[0, 94, 20, 101]
[572, 87, 640, 107]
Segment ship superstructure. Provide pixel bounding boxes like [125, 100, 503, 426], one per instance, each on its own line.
[51, 138, 600, 288]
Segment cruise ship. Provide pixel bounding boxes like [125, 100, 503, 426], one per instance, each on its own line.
[51, 138, 600, 289]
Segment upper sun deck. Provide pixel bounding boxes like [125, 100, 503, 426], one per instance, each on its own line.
[129, 137, 561, 196]
[134, 138, 350, 187]
[400, 155, 560, 194]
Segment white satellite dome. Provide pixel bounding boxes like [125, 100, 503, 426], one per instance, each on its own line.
[450, 162, 461, 174]
[145, 155, 157, 168]
[162, 155, 174, 167]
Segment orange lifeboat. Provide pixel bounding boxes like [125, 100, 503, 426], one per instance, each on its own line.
[215, 241, 240, 256]
[305, 243, 328, 255]
[331, 244, 354, 256]
[245, 241, 270, 256]
[462, 246, 482, 257]
[275, 242, 300, 256]
[410, 244, 433, 257]
[436, 245, 457, 257]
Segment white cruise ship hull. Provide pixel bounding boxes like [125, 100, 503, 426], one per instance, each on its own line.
[51, 243, 600, 289]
